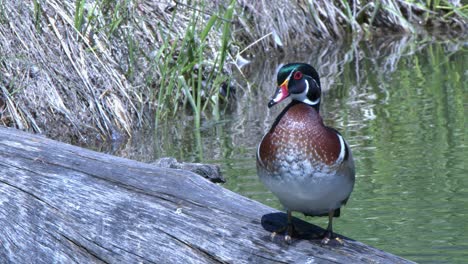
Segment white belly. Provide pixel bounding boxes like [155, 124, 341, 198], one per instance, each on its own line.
[259, 168, 353, 215]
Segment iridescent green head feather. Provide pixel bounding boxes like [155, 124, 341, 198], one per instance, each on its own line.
[277, 63, 320, 88]
[269, 63, 322, 110]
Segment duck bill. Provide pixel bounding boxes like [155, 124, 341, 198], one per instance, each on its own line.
[268, 81, 289, 108]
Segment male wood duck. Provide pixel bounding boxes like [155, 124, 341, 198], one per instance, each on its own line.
[257, 63, 355, 245]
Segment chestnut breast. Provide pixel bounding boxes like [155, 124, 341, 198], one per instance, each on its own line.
[258, 103, 341, 172]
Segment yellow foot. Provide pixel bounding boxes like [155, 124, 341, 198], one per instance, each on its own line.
[270, 231, 293, 244]
[270, 231, 279, 241]
[270, 225, 294, 244]
[320, 231, 344, 245]
[335, 237, 344, 245]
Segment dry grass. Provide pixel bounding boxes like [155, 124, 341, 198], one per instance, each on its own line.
[0, 0, 466, 143]
[235, 0, 467, 52]
[1, 1, 139, 141]
[0, 1, 234, 142]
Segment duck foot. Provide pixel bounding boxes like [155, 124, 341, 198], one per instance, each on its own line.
[270, 223, 295, 244]
[270, 210, 296, 244]
[320, 230, 344, 245]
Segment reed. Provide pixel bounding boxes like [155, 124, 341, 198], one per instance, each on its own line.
[0, 0, 465, 143]
[149, 0, 235, 129]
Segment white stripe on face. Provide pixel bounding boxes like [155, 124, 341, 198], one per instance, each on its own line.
[285, 70, 294, 84]
[291, 79, 320, 106]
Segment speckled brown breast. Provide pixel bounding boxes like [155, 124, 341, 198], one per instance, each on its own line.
[258, 102, 341, 173]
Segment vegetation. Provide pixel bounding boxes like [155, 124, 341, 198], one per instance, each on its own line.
[0, 0, 466, 143]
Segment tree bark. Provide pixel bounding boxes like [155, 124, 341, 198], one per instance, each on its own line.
[0, 126, 413, 263]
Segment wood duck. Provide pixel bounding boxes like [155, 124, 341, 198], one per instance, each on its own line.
[257, 63, 355, 245]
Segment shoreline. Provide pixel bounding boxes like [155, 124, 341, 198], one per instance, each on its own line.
[0, 1, 466, 141]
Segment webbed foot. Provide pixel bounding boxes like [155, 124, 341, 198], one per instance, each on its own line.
[320, 230, 344, 245]
[270, 210, 294, 244]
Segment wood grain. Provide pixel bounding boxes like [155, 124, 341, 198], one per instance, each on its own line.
[0, 126, 413, 263]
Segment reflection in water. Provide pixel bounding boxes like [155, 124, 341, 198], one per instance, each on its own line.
[110, 38, 467, 263]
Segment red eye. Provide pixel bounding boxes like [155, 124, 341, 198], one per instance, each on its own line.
[293, 71, 303, 80]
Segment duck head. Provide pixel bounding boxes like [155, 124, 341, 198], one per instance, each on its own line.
[268, 63, 321, 110]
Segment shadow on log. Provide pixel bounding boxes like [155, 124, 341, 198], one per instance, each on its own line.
[0, 127, 413, 263]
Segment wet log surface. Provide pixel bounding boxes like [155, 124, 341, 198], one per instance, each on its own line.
[0, 126, 414, 263]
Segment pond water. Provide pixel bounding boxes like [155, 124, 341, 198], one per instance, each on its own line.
[103, 37, 467, 263]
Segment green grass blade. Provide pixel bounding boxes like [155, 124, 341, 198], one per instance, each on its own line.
[200, 15, 218, 41]
[218, 0, 235, 72]
[74, 0, 86, 33]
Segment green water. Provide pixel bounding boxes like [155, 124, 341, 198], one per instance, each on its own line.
[122, 39, 467, 263]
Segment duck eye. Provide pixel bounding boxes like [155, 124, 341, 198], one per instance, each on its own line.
[293, 71, 303, 80]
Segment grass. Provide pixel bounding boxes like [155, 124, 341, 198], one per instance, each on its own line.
[147, 0, 235, 129]
[236, 0, 466, 51]
[0, 0, 466, 143]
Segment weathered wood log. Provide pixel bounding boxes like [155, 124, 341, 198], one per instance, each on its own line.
[151, 157, 225, 183]
[0, 126, 413, 263]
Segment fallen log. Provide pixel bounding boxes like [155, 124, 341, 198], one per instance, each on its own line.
[151, 157, 225, 183]
[0, 126, 413, 263]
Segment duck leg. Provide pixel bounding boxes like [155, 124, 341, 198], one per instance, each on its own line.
[270, 210, 294, 244]
[321, 210, 344, 245]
